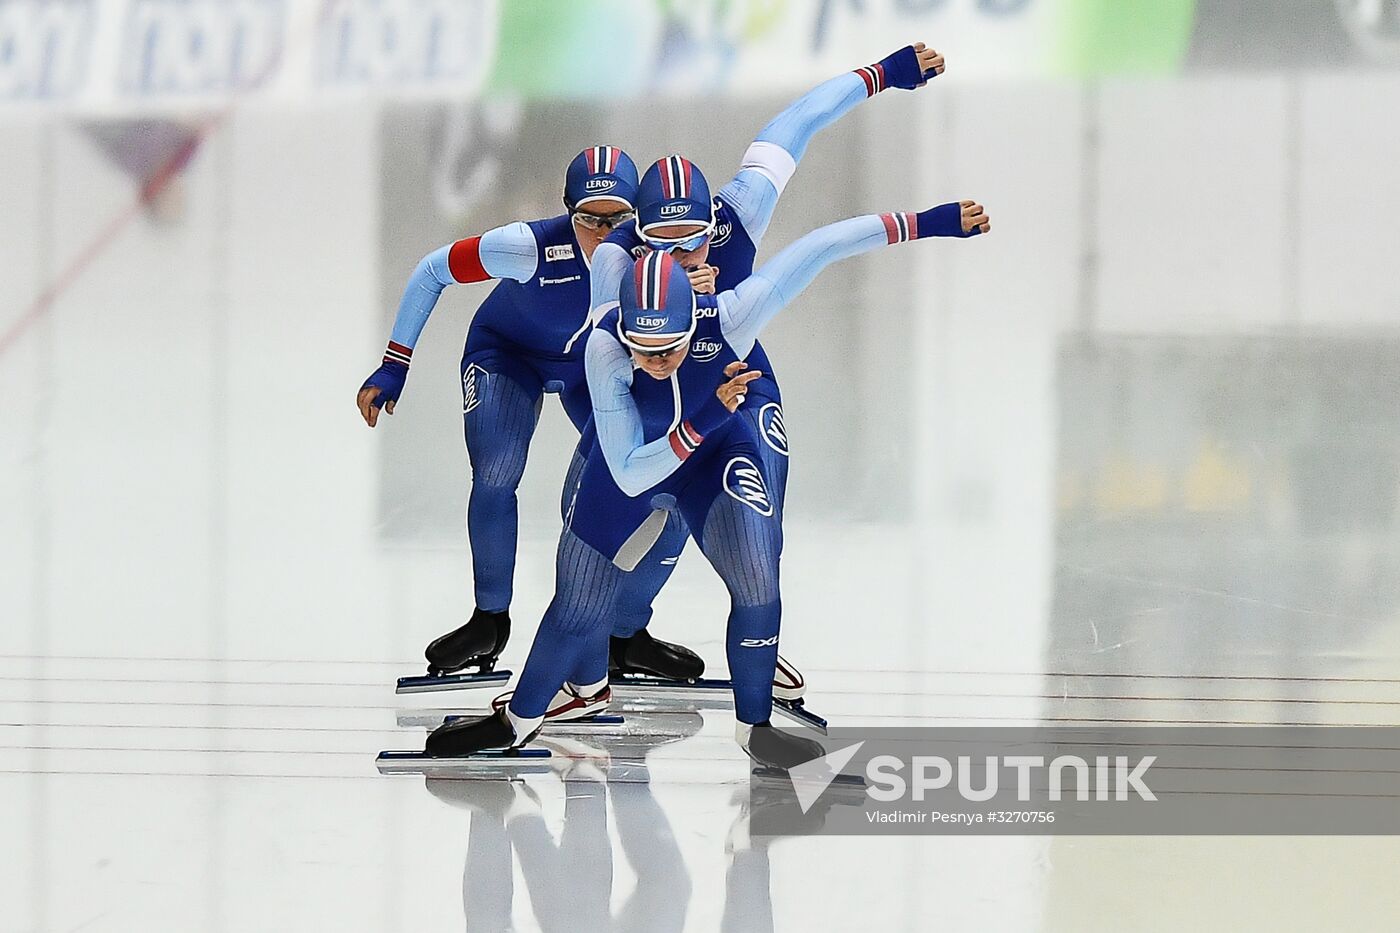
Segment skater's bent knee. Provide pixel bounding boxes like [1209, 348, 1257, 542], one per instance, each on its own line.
[701, 498, 782, 607]
[468, 448, 531, 488]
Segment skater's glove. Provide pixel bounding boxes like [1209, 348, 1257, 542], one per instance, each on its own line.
[914, 201, 990, 238]
[361, 360, 408, 407]
[860, 45, 940, 93]
[358, 343, 414, 427]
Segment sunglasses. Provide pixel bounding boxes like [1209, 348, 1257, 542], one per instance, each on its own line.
[625, 336, 689, 359]
[572, 210, 635, 231]
[640, 230, 711, 253]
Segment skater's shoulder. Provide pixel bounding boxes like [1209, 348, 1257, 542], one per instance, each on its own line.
[708, 198, 753, 255]
[525, 213, 575, 245]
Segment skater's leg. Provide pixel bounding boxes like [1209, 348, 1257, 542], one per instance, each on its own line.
[422, 356, 541, 674]
[611, 512, 689, 638]
[515, 450, 654, 714]
[559, 446, 586, 523]
[608, 401, 789, 677]
[681, 451, 784, 726]
[553, 442, 613, 690]
[566, 628, 612, 692]
[605, 509, 707, 680]
[427, 455, 649, 755]
[428, 529, 625, 755]
[509, 530, 624, 719]
[738, 398, 807, 699]
[742, 399, 790, 522]
[462, 357, 544, 611]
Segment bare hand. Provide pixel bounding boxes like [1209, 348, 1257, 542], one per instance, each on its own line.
[687, 264, 719, 295]
[357, 386, 394, 427]
[959, 200, 991, 234]
[718, 360, 763, 413]
[912, 42, 945, 78]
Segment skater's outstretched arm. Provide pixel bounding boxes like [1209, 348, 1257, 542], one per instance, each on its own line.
[357, 223, 539, 426]
[585, 237, 633, 332]
[718, 42, 945, 245]
[584, 330, 737, 498]
[720, 201, 991, 359]
[586, 45, 944, 331]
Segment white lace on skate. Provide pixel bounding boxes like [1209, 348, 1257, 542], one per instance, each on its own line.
[492, 683, 612, 722]
[772, 654, 806, 701]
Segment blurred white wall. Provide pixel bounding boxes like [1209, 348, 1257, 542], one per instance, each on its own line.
[0, 104, 388, 663]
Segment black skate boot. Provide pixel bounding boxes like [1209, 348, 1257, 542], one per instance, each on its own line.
[739, 721, 827, 772]
[424, 608, 511, 676]
[609, 628, 705, 681]
[425, 708, 540, 758]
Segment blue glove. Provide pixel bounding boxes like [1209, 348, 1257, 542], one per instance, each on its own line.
[915, 202, 982, 238]
[361, 360, 408, 408]
[874, 45, 939, 91]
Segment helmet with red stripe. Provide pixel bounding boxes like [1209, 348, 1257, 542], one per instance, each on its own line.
[616, 251, 696, 354]
[563, 145, 639, 211]
[635, 155, 715, 247]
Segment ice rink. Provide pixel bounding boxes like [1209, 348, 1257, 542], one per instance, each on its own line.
[5, 2, 1400, 930]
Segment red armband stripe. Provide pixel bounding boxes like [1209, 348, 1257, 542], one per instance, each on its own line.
[879, 212, 900, 244]
[879, 212, 914, 245]
[854, 64, 885, 97]
[668, 421, 703, 460]
[854, 66, 876, 97]
[383, 341, 413, 367]
[448, 236, 489, 283]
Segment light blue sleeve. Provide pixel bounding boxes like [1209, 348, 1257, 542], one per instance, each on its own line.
[565, 239, 635, 355]
[584, 329, 687, 498]
[717, 72, 869, 245]
[716, 173, 780, 245]
[386, 222, 538, 350]
[718, 214, 890, 358]
[479, 221, 539, 283]
[589, 240, 633, 319]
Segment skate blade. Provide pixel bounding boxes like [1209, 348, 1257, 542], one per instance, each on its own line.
[442, 713, 626, 728]
[608, 675, 742, 710]
[375, 748, 552, 777]
[774, 699, 828, 735]
[395, 669, 513, 694]
[609, 676, 829, 735]
[609, 673, 731, 693]
[396, 710, 632, 730]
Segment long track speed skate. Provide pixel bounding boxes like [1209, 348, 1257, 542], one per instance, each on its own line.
[608, 653, 824, 734]
[396, 608, 513, 694]
[608, 673, 829, 734]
